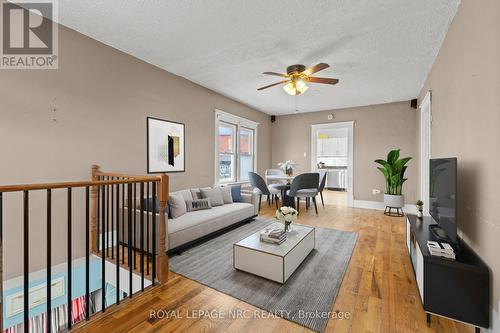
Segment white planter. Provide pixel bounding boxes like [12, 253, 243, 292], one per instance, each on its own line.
[384, 194, 404, 208]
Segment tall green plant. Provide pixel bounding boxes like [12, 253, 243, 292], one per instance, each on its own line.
[375, 149, 412, 195]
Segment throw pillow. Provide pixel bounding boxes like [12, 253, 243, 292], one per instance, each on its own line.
[190, 188, 201, 200]
[178, 189, 193, 202]
[185, 198, 212, 212]
[231, 185, 242, 202]
[219, 186, 233, 204]
[168, 193, 187, 218]
[200, 188, 224, 206]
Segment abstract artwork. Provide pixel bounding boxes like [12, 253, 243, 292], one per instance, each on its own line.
[147, 117, 185, 173]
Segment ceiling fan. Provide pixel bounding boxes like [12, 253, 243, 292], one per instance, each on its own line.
[257, 63, 339, 96]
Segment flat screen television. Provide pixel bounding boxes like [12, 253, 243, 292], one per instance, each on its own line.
[429, 158, 457, 242]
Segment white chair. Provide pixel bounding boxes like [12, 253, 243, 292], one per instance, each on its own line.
[265, 169, 286, 204]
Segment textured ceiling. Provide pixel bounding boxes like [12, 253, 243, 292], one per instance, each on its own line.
[56, 0, 460, 114]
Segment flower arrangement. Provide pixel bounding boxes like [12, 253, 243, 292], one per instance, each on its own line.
[276, 206, 298, 232]
[278, 160, 297, 176]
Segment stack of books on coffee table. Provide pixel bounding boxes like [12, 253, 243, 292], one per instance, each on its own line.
[427, 240, 456, 260]
[260, 228, 287, 245]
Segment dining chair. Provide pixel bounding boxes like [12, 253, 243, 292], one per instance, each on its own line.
[286, 173, 320, 215]
[265, 169, 287, 184]
[265, 169, 286, 204]
[248, 172, 280, 212]
[318, 170, 327, 207]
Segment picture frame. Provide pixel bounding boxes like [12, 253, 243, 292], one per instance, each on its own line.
[147, 117, 185, 173]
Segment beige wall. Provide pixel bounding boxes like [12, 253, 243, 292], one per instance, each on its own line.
[417, 0, 500, 328]
[271, 102, 417, 204]
[0, 25, 271, 279]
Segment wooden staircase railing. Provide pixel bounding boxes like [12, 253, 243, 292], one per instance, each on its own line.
[0, 166, 169, 333]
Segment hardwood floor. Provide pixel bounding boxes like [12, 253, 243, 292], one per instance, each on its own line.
[76, 191, 472, 333]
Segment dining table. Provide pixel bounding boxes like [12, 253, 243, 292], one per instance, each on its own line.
[265, 174, 296, 208]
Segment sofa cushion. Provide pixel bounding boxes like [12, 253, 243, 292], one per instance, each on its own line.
[219, 186, 233, 204]
[200, 188, 224, 206]
[185, 198, 212, 212]
[169, 193, 187, 218]
[168, 202, 255, 232]
[231, 185, 242, 202]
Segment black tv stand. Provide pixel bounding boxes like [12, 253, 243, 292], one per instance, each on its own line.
[406, 215, 489, 331]
[428, 224, 449, 240]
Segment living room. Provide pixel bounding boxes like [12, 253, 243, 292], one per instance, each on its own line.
[0, 1, 498, 333]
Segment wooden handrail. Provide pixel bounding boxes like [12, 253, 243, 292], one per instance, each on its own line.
[94, 171, 157, 179]
[0, 178, 159, 193]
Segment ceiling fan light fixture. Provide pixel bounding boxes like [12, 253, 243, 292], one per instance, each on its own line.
[283, 79, 309, 96]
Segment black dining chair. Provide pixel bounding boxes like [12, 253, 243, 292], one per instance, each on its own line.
[286, 173, 320, 215]
[318, 170, 327, 207]
[248, 172, 280, 212]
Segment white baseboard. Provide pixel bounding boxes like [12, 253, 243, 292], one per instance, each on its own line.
[352, 200, 417, 214]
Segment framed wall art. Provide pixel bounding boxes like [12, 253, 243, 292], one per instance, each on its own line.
[147, 117, 185, 173]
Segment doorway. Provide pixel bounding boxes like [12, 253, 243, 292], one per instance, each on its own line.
[311, 122, 354, 207]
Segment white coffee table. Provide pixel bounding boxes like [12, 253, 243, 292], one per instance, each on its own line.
[233, 223, 315, 283]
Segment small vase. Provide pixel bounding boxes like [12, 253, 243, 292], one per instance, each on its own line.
[417, 206, 423, 218]
[284, 221, 292, 232]
[286, 167, 293, 176]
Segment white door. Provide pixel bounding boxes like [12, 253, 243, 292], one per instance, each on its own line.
[420, 91, 432, 215]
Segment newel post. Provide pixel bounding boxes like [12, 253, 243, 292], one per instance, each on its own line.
[156, 173, 169, 283]
[90, 165, 99, 252]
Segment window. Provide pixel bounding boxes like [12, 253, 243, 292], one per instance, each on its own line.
[215, 110, 258, 184]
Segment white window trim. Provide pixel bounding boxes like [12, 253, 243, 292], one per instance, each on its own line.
[214, 109, 259, 185]
[419, 90, 432, 216]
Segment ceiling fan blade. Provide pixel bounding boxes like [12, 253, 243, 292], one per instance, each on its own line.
[302, 63, 330, 76]
[263, 71, 289, 78]
[308, 77, 339, 85]
[257, 80, 290, 91]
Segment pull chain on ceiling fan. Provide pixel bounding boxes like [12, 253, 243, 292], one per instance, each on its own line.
[257, 63, 339, 96]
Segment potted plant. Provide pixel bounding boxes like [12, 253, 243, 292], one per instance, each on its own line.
[278, 160, 297, 176]
[276, 206, 298, 232]
[416, 200, 424, 218]
[375, 149, 412, 212]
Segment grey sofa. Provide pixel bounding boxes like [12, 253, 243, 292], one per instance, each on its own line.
[124, 189, 258, 254]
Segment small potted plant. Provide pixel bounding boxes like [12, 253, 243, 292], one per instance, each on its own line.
[375, 149, 412, 216]
[278, 160, 297, 176]
[276, 206, 298, 232]
[416, 200, 424, 218]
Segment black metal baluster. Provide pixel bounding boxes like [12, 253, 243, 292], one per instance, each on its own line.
[133, 183, 137, 270]
[111, 177, 114, 259]
[23, 191, 29, 333]
[121, 182, 125, 264]
[152, 182, 157, 285]
[97, 179, 100, 252]
[127, 184, 133, 298]
[101, 185, 106, 312]
[46, 189, 52, 333]
[146, 183, 150, 275]
[0, 193, 3, 333]
[116, 184, 120, 305]
[106, 178, 110, 257]
[85, 186, 90, 320]
[140, 183, 145, 291]
[67, 188, 72, 330]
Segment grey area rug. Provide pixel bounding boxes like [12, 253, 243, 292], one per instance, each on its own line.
[169, 218, 357, 332]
